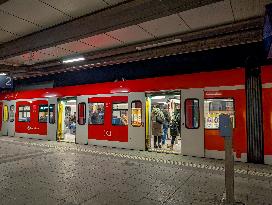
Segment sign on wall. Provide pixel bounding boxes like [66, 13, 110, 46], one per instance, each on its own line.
[0, 75, 13, 88]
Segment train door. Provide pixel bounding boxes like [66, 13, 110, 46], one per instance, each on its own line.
[47, 98, 57, 141]
[76, 96, 88, 145]
[57, 98, 77, 143]
[7, 100, 15, 136]
[129, 92, 146, 150]
[2, 101, 9, 136]
[147, 91, 181, 153]
[180, 89, 204, 157]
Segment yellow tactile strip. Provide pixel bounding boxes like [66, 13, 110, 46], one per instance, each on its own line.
[21, 141, 272, 178]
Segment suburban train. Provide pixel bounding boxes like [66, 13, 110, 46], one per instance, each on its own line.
[0, 66, 271, 165]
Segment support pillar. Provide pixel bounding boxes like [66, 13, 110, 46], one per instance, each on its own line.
[245, 56, 264, 164]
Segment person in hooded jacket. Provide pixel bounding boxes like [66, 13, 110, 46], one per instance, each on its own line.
[151, 106, 165, 148]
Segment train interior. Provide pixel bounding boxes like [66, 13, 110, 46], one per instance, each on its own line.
[147, 91, 181, 153]
[57, 97, 76, 143]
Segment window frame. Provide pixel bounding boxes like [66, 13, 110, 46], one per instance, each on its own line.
[184, 98, 200, 129]
[88, 102, 105, 125]
[112, 101, 128, 126]
[131, 100, 142, 127]
[204, 98, 235, 130]
[38, 104, 48, 123]
[78, 102, 86, 125]
[18, 105, 31, 122]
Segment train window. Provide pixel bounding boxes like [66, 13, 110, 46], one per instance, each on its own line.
[3, 105, 8, 122]
[9, 105, 15, 122]
[49, 104, 55, 124]
[39, 105, 48, 123]
[112, 102, 128, 126]
[185, 99, 199, 129]
[131, 101, 142, 127]
[89, 103, 104, 125]
[18, 105, 30, 122]
[78, 102, 86, 125]
[204, 98, 235, 129]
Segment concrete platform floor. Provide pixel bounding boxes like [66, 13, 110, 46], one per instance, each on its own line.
[0, 136, 271, 205]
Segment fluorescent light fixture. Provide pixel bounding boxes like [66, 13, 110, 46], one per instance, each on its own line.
[62, 57, 85, 64]
[136, 39, 181, 51]
[0, 73, 7, 76]
[67, 100, 76, 103]
[151, 96, 165, 100]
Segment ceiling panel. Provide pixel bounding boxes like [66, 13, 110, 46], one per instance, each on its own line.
[81, 34, 122, 50]
[0, 11, 39, 37]
[27, 46, 75, 64]
[41, 0, 108, 18]
[138, 14, 189, 38]
[231, 0, 264, 21]
[0, 0, 68, 28]
[179, 0, 234, 30]
[1, 54, 30, 66]
[106, 25, 154, 44]
[59, 40, 96, 54]
[0, 29, 16, 43]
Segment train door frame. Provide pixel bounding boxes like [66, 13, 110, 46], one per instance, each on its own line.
[76, 96, 88, 145]
[47, 97, 58, 141]
[146, 91, 181, 153]
[180, 88, 204, 157]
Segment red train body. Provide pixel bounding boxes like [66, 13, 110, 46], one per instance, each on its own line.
[0, 66, 271, 164]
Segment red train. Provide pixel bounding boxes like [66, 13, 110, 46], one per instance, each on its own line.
[0, 66, 271, 165]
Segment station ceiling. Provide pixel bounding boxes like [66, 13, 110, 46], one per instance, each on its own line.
[0, 0, 270, 80]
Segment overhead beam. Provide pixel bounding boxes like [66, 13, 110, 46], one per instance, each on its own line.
[0, 0, 9, 5]
[19, 17, 263, 79]
[0, 0, 223, 59]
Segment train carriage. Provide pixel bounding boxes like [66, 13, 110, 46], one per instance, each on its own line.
[0, 66, 271, 165]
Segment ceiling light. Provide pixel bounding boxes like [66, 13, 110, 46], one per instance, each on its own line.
[151, 96, 165, 100]
[136, 39, 181, 51]
[62, 57, 85, 64]
[0, 73, 7, 76]
[67, 100, 76, 103]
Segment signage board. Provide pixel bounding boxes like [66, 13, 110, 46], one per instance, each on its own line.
[0, 75, 13, 89]
[219, 114, 233, 137]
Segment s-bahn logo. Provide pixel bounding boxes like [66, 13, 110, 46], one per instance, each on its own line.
[27, 126, 39, 131]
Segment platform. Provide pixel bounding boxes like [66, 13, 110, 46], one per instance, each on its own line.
[0, 136, 271, 205]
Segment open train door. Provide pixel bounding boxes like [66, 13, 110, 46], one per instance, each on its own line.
[180, 89, 204, 157]
[128, 92, 146, 150]
[47, 98, 58, 141]
[76, 96, 88, 145]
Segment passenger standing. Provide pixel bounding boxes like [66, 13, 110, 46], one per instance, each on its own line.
[151, 107, 165, 148]
[162, 105, 171, 148]
[169, 110, 181, 150]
